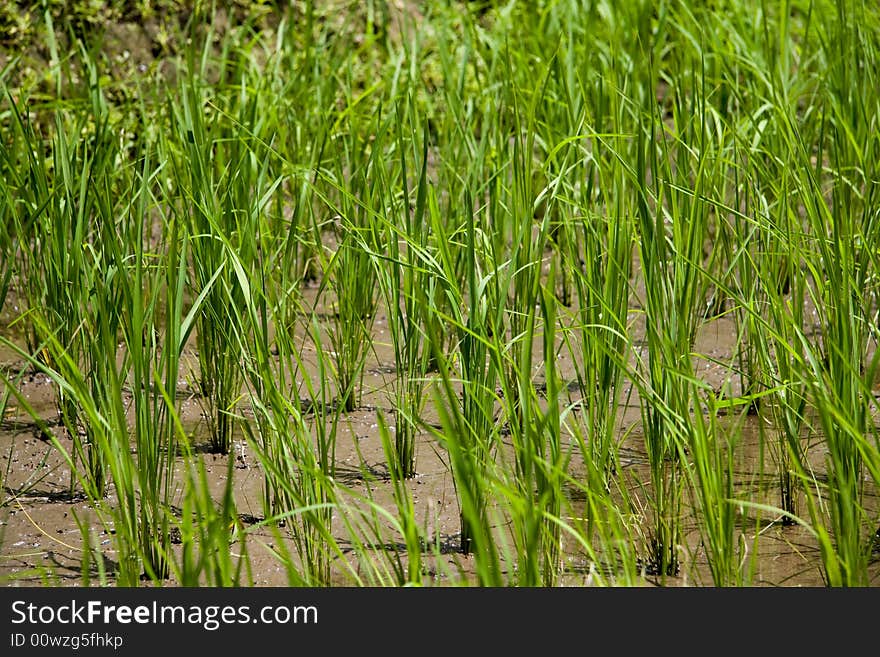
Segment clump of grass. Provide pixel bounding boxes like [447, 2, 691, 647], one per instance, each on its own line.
[427, 353, 504, 585]
[369, 110, 435, 481]
[423, 183, 504, 556]
[510, 279, 569, 586]
[679, 383, 747, 586]
[3, 38, 124, 499]
[170, 69, 242, 456]
[563, 127, 634, 489]
[1, 122, 193, 583]
[376, 410, 423, 585]
[314, 107, 383, 414]
[232, 229, 346, 585]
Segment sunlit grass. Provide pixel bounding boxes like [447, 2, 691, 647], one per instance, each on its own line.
[1, 0, 879, 588]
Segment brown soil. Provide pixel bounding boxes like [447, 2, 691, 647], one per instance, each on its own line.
[3, 280, 878, 587]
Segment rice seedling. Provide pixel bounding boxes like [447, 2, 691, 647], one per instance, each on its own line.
[313, 105, 384, 413]
[427, 354, 505, 586]
[420, 186, 502, 558]
[792, 132, 877, 586]
[2, 37, 129, 500]
[0, 116, 12, 320]
[508, 279, 569, 586]
[679, 380, 748, 586]
[427, 268, 573, 585]
[754, 182, 811, 524]
[369, 109, 434, 481]
[376, 410, 423, 585]
[230, 223, 349, 584]
[562, 123, 634, 491]
[172, 430, 249, 587]
[629, 135, 682, 578]
[170, 68, 243, 456]
[1, 133, 187, 583]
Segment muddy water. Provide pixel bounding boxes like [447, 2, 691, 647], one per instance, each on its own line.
[1, 288, 879, 587]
